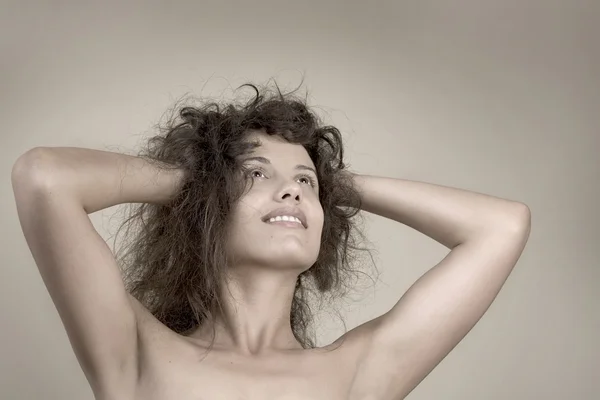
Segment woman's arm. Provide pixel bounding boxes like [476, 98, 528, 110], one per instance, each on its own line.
[346, 172, 531, 399]
[15, 146, 186, 214]
[352, 173, 529, 248]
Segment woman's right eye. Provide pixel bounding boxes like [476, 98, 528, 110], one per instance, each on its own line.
[246, 168, 265, 179]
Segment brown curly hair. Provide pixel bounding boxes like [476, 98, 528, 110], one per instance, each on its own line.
[111, 80, 377, 351]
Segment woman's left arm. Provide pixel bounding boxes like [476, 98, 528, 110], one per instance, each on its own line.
[347, 173, 531, 399]
[352, 173, 530, 249]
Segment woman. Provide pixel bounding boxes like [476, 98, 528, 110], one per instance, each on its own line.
[11, 83, 531, 400]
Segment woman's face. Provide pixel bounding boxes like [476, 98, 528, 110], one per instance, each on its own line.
[225, 131, 324, 273]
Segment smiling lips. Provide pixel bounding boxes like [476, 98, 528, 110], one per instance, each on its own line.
[261, 206, 308, 228]
[265, 215, 305, 229]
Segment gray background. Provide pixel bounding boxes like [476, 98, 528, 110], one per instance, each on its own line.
[1, 1, 598, 399]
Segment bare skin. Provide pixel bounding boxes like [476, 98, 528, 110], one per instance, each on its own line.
[129, 297, 366, 400]
[11, 134, 531, 400]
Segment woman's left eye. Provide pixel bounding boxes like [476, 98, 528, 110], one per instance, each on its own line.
[299, 175, 317, 187]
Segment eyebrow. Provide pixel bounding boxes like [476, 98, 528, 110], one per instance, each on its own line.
[242, 156, 317, 176]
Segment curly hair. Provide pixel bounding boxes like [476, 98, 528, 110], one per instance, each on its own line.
[111, 80, 377, 351]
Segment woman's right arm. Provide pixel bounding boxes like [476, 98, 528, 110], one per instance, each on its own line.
[11, 147, 186, 397]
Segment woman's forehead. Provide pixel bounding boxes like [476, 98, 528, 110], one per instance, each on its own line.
[243, 132, 315, 169]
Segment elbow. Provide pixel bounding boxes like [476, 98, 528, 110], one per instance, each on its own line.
[499, 202, 531, 242]
[464, 203, 531, 249]
[12, 148, 56, 192]
[511, 202, 531, 231]
[477, 202, 531, 242]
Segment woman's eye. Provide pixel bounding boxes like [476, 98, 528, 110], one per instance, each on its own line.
[246, 168, 315, 187]
[299, 176, 317, 187]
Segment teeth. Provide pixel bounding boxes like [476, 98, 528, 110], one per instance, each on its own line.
[268, 216, 302, 224]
